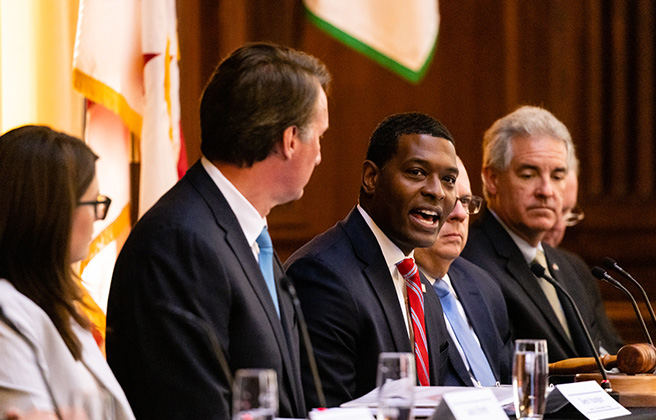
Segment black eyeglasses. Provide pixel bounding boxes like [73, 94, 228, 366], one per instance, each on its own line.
[457, 195, 483, 215]
[563, 205, 584, 227]
[78, 195, 112, 220]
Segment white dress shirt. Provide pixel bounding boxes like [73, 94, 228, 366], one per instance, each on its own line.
[201, 157, 267, 261]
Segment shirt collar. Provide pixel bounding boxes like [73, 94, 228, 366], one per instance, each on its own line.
[201, 156, 266, 246]
[357, 204, 412, 269]
[489, 209, 543, 264]
[419, 269, 459, 299]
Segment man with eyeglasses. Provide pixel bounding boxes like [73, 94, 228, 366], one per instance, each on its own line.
[543, 171, 582, 248]
[543, 167, 624, 352]
[461, 105, 623, 363]
[415, 157, 513, 386]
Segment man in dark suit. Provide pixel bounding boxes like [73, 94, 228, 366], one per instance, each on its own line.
[105, 43, 331, 420]
[461, 105, 622, 363]
[415, 157, 513, 386]
[285, 112, 457, 408]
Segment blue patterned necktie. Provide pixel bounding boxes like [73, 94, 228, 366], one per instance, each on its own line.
[433, 280, 496, 386]
[256, 226, 280, 317]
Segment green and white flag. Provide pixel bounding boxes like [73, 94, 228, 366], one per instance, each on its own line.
[303, 0, 439, 83]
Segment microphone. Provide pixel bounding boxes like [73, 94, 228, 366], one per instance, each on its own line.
[281, 277, 326, 409]
[602, 257, 656, 333]
[0, 304, 64, 420]
[591, 267, 653, 346]
[530, 263, 612, 392]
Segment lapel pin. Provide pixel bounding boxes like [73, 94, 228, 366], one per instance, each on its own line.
[421, 284, 426, 293]
[552, 263, 559, 271]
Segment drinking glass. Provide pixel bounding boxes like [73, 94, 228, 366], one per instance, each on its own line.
[232, 369, 278, 420]
[376, 352, 415, 420]
[512, 339, 548, 420]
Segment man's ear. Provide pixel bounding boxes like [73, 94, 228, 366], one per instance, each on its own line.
[482, 166, 498, 195]
[280, 125, 299, 160]
[362, 160, 380, 195]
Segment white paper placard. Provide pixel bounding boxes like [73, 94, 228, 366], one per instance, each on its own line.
[308, 407, 375, 420]
[431, 388, 509, 420]
[555, 381, 631, 420]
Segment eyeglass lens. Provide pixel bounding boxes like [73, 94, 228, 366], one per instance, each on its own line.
[458, 196, 483, 215]
[563, 205, 584, 227]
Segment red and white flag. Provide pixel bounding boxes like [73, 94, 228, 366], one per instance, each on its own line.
[73, 0, 186, 336]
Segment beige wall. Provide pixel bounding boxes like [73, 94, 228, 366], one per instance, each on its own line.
[0, 0, 84, 136]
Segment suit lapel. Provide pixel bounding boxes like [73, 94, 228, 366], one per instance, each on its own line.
[343, 210, 412, 353]
[187, 163, 302, 410]
[481, 212, 577, 354]
[421, 273, 449, 385]
[188, 164, 283, 335]
[449, 268, 500, 380]
[273, 254, 305, 413]
[430, 271, 472, 385]
[543, 247, 589, 355]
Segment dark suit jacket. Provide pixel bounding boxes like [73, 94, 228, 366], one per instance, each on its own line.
[106, 161, 305, 420]
[435, 257, 513, 386]
[461, 210, 604, 363]
[284, 208, 450, 408]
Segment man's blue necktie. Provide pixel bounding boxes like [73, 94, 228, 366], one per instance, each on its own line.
[433, 280, 496, 386]
[256, 226, 280, 317]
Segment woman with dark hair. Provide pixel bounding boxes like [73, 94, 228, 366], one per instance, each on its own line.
[0, 126, 135, 420]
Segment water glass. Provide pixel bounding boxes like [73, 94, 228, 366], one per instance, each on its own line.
[512, 339, 548, 420]
[376, 352, 415, 420]
[232, 369, 278, 420]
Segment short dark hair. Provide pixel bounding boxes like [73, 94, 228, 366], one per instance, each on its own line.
[200, 42, 331, 167]
[366, 112, 455, 169]
[0, 125, 96, 360]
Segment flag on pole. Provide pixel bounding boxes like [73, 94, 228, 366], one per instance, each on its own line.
[72, 0, 186, 341]
[139, 0, 184, 216]
[77, 102, 132, 350]
[303, 0, 440, 83]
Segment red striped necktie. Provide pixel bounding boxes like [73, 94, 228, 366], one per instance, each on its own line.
[396, 258, 430, 386]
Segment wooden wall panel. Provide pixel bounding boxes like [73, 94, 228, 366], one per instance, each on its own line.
[177, 0, 656, 343]
[585, 0, 604, 197]
[636, 1, 655, 198]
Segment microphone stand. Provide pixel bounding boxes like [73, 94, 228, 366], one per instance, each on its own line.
[591, 266, 653, 346]
[159, 302, 234, 387]
[282, 277, 327, 409]
[603, 257, 656, 334]
[530, 263, 613, 393]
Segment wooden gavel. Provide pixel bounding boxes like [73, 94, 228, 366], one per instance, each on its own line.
[549, 343, 656, 375]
